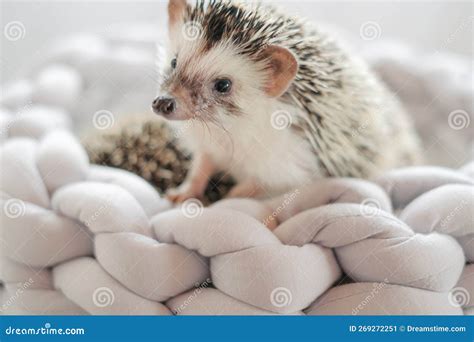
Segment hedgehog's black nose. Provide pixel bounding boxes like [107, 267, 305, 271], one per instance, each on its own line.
[152, 96, 176, 116]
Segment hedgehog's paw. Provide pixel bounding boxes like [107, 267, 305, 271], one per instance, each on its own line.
[166, 183, 204, 204]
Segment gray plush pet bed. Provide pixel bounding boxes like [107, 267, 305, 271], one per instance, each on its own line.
[0, 29, 472, 315]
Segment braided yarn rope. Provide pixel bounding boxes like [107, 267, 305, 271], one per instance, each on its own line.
[1, 128, 473, 315]
[0, 32, 472, 316]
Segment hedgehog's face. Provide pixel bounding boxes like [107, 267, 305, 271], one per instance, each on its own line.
[154, 38, 257, 122]
[152, 0, 298, 123]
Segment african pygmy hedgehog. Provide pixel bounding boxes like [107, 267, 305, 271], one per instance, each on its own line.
[93, 0, 421, 202]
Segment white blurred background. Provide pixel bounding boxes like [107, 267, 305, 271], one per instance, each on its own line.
[1, 0, 472, 83]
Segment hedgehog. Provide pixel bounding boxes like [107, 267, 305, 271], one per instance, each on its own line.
[91, 0, 421, 203]
[147, 0, 422, 202]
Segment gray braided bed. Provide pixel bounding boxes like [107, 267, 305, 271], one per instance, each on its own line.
[1, 30, 472, 315]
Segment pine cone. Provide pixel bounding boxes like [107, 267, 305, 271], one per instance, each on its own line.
[83, 116, 234, 203]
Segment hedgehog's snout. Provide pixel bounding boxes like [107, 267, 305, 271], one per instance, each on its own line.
[152, 96, 176, 116]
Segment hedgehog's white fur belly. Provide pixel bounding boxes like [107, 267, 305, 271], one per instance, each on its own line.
[172, 103, 320, 196]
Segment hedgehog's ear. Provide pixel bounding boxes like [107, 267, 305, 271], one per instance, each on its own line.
[262, 45, 298, 98]
[168, 0, 187, 30]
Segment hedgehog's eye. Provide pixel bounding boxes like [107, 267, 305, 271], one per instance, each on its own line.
[214, 78, 232, 94]
[171, 57, 177, 69]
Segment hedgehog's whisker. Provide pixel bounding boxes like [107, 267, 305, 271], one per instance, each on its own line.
[207, 112, 236, 162]
[195, 110, 213, 138]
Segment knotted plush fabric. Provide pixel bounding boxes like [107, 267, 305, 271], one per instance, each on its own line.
[1, 129, 472, 315]
[1, 30, 472, 316]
